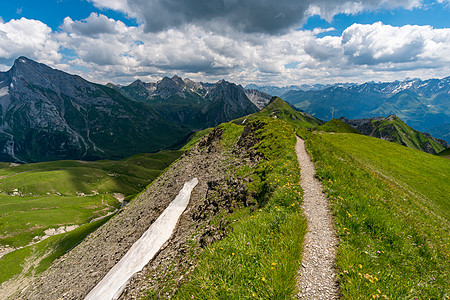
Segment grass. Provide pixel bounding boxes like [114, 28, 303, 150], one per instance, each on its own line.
[367, 117, 446, 154]
[0, 194, 118, 247]
[0, 214, 113, 284]
[436, 147, 450, 159]
[234, 97, 322, 129]
[301, 131, 449, 299]
[171, 118, 308, 299]
[0, 150, 182, 248]
[0, 150, 182, 285]
[317, 119, 361, 134]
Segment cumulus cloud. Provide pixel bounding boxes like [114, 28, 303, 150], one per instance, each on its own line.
[62, 13, 120, 36]
[88, 0, 133, 15]
[341, 22, 450, 66]
[1, 13, 450, 87]
[0, 18, 61, 66]
[51, 15, 450, 85]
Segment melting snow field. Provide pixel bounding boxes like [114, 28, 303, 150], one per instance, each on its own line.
[85, 178, 199, 300]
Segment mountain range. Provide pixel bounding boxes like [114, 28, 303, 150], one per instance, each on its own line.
[0, 57, 271, 163]
[245, 83, 332, 96]
[0, 57, 447, 163]
[265, 77, 450, 143]
[109, 76, 271, 130]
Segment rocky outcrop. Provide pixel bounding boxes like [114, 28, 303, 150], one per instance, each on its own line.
[244, 88, 273, 109]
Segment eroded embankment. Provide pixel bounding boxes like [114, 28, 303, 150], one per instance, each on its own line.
[12, 125, 260, 300]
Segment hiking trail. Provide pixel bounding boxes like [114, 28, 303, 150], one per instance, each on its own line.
[295, 136, 339, 299]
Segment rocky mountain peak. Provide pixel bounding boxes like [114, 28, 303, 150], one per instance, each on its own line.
[155, 77, 183, 99]
[10, 56, 50, 76]
[386, 114, 399, 121]
[171, 75, 185, 86]
[130, 79, 144, 87]
[13, 56, 34, 67]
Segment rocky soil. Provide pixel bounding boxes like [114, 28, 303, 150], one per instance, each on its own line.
[8, 125, 260, 300]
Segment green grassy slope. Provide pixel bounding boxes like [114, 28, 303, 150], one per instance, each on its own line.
[358, 116, 447, 154]
[302, 131, 449, 299]
[318, 119, 361, 133]
[0, 150, 182, 284]
[156, 117, 313, 299]
[172, 98, 449, 299]
[234, 97, 322, 128]
[436, 147, 450, 159]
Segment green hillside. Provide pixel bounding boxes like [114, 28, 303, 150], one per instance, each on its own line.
[0, 150, 181, 284]
[157, 98, 449, 299]
[174, 98, 449, 299]
[318, 119, 361, 133]
[369, 116, 446, 153]
[2, 97, 448, 299]
[172, 118, 309, 299]
[303, 131, 449, 298]
[235, 97, 322, 128]
[343, 115, 448, 154]
[437, 147, 450, 159]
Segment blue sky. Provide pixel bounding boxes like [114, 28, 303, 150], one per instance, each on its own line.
[304, 1, 450, 34]
[1, 0, 450, 85]
[1, 0, 137, 29]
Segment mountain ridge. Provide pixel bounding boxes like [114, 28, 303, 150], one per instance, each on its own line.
[339, 115, 449, 154]
[0, 57, 190, 162]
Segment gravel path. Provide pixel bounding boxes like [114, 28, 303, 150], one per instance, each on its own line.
[296, 136, 339, 299]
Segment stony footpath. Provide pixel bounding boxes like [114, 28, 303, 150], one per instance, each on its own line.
[296, 136, 339, 299]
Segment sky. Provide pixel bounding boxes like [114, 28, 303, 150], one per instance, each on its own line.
[0, 0, 450, 86]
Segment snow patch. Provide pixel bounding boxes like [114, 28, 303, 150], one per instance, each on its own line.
[85, 178, 199, 300]
[0, 86, 8, 97]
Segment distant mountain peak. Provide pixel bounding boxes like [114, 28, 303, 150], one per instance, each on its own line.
[130, 79, 144, 85]
[171, 75, 184, 85]
[12, 56, 44, 71]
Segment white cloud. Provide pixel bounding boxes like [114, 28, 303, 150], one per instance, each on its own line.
[0, 18, 61, 65]
[342, 22, 450, 66]
[53, 17, 450, 85]
[62, 13, 121, 36]
[88, 0, 132, 15]
[1, 14, 450, 87]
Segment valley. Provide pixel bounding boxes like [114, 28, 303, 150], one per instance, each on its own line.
[279, 77, 450, 143]
[0, 150, 182, 293]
